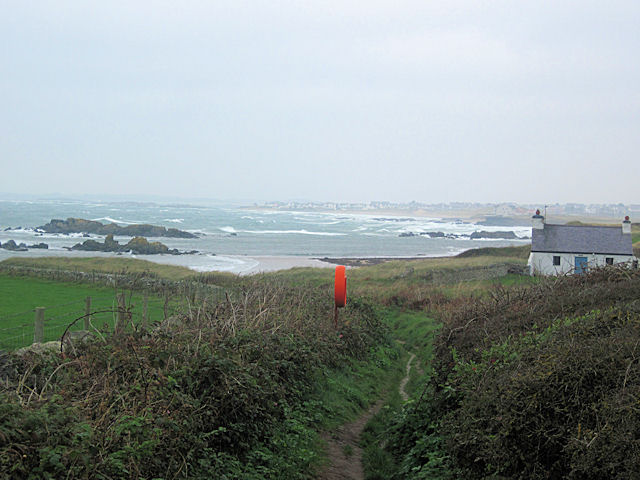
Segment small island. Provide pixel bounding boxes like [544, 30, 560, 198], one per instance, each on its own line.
[0, 240, 49, 251]
[37, 218, 197, 239]
[70, 234, 197, 255]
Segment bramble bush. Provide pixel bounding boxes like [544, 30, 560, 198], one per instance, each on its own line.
[386, 266, 640, 479]
[0, 279, 389, 479]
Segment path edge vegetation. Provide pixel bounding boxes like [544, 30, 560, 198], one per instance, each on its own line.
[4, 249, 639, 479]
[0, 257, 407, 479]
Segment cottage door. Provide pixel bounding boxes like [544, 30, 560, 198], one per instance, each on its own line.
[574, 256, 588, 274]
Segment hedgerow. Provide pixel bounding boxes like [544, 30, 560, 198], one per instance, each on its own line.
[0, 279, 389, 479]
[386, 266, 640, 479]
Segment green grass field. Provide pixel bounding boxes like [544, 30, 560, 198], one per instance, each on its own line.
[0, 274, 167, 350]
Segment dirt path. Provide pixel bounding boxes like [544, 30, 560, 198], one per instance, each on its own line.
[398, 352, 415, 402]
[316, 353, 416, 480]
[317, 399, 385, 480]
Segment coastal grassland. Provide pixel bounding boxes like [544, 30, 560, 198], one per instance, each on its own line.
[0, 256, 198, 280]
[0, 274, 166, 349]
[266, 245, 532, 306]
[0, 270, 400, 479]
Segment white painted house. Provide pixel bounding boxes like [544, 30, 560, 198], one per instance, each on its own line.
[527, 211, 637, 275]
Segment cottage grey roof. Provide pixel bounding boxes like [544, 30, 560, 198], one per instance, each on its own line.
[531, 224, 633, 255]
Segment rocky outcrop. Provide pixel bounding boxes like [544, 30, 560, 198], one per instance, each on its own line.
[124, 236, 170, 255]
[0, 240, 28, 251]
[28, 242, 49, 249]
[70, 234, 191, 255]
[37, 218, 197, 238]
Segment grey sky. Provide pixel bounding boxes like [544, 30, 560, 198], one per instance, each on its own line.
[1, 1, 639, 204]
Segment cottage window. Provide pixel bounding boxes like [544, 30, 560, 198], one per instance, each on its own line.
[553, 256, 560, 266]
[606, 257, 614, 265]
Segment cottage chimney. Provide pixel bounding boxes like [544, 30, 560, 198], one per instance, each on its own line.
[623, 215, 631, 234]
[532, 209, 544, 230]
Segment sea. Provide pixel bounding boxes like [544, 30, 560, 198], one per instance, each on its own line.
[0, 199, 531, 274]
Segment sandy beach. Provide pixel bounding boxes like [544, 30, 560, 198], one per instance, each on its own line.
[232, 256, 334, 275]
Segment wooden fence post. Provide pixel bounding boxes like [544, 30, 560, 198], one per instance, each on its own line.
[84, 296, 91, 330]
[142, 294, 149, 328]
[34, 307, 45, 344]
[116, 293, 126, 333]
[163, 295, 169, 320]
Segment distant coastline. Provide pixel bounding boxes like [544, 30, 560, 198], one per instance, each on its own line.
[244, 204, 628, 226]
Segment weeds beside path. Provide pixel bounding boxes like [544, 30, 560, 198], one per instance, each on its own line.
[317, 350, 418, 480]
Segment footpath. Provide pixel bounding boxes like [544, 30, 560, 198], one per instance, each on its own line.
[317, 351, 417, 480]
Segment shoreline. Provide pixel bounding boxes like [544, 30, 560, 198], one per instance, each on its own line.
[0, 250, 453, 275]
[315, 256, 432, 267]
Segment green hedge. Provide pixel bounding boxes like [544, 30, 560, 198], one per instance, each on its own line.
[386, 267, 640, 479]
[0, 280, 389, 479]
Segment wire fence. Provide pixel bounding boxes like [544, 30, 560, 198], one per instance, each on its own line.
[0, 264, 234, 351]
[0, 289, 227, 351]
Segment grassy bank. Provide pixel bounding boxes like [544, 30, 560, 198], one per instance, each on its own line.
[0, 269, 400, 479]
[379, 266, 640, 479]
[0, 256, 197, 280]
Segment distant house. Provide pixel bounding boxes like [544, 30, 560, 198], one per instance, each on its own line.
[527, 211, 637, 275]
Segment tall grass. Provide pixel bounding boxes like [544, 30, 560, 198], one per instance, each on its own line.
[0, 276, 393, 479]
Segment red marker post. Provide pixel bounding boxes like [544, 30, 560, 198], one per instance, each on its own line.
[334, 265, 347, 328]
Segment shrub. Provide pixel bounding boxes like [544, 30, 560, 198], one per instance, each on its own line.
[387, 266, 640, 479]
[0, 280, 389, 479]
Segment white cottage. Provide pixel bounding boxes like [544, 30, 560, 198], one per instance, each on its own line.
[527, 211, 637, 275]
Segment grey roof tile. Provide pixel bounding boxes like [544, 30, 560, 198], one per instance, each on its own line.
[531, 224, 632, 255]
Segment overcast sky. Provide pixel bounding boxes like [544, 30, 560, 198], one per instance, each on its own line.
[1, 1, 639, 204]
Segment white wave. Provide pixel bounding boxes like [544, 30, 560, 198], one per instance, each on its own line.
[91, 217, 145, 225]
[164, 218, 184, 223]
[241, 216, 254, 220]
[313, 220, 342, 225]
[189, 255, 259, 272]
[220, 226, 237, 233]
[241, 229, 346, 236]
[2, 228, 35, 234]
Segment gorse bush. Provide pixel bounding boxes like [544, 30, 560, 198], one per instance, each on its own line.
[0, 279, 389, 479]
[442, 307, 640, 479]
[387, 266, 640, 479]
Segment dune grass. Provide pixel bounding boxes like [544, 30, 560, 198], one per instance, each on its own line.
[0, 256, 198, 280]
